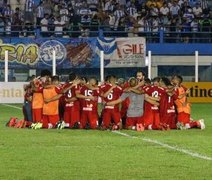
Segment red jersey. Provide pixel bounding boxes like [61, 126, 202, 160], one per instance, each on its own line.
[143, 85, 164, 111]
[63, 82, 80, 108]
[160, 88, 177, 115]
[80, 85, 99, 112]
[101, 84, 123, 110]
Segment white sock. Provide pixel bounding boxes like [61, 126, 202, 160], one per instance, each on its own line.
[65, 123, 69, 127]
[48, 123, 53, 129]
[148, 124, 152, 130]
[132, 126, 136, 130]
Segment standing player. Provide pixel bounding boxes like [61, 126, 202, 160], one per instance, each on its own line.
[172, 75, 205, 129]
[100, 75, 123, 130]
[76, 77, 99, 129]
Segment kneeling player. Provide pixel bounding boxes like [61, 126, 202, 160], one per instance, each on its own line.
[106, 77, 158, 131]
[172, 75, 205, 130]
[76, 77, 99, 129]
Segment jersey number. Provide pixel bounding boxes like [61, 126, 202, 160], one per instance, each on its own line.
[67, 90, 72, 98]
[152, 91, 159, 97]
[107, 93, 113, 100]
[85, 90, 92, 96]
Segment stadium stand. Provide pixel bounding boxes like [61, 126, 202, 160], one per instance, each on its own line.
[0, 0, 211, 42]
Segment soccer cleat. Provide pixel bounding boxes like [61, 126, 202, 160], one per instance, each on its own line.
[14, 120, 26, 128]
[29, 123, 37, 129]
[33, 123, 43, 129]
[176, 122, 186, 130]
[198, 119, 205, 130]
[56, 121, 65, 129]
[6, 117, 17, 127]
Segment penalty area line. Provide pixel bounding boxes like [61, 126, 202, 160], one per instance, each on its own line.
[0, 104, 22, 110]
[112, 131, 212, 161]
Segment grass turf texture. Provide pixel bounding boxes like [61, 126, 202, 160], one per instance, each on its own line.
[0, 104, 212, 180]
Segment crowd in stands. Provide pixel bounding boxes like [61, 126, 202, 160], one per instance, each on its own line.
[0, 0, 211, 42]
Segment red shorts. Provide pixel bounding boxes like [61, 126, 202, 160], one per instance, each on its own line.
[177, 112, 190, 124]
[64, 106, 80, 128]
[102, 109, 121, 128]
[80, 111, 98, 129]
[161, 113, 177, 129]
[42, 114, 59, 128]
[32, 108, 43, 123]
[126, 116, 144, 128]
[143, 108, 160, 128]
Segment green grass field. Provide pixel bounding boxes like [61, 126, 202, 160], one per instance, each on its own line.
[0, 104, 212, 180]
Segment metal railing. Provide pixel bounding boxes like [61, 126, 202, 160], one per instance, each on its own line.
[0, 24, 211, 43]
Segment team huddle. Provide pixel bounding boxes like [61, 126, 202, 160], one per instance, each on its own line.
[7, 69, 205, 131]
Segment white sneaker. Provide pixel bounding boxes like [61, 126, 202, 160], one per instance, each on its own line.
[176, 122, 186, 130]
[198, 119, 205, 130]
[34, 122, 43, 129]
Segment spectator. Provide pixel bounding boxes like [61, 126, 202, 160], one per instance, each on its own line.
[150, 16, 160, 42]
[87, 0, 98, 15]
[199, 0, 209, 12]
[5, 16, 11, 36]
[0, 15, 5, 36]
[54, 16, 65, 37]
[59, 3, 69, 23]
[3, 4, 13, 21]
[40, 13, 49, 37]
[149, 4, 159, 17]
[23, 20, 34, 37]
[12, 7, 23, 37]
[104, 0, 115, 12]
[78, 1, 92, 30]
[170, 1, 180, 17]
[127, 3, 138, 19]
[192, 2, 203, 18]
[190, 18, 199, 42]
[160, 3, 170, 16]
[90, 14, 99, 37]
[199, 15, 212, 42]
[36, 1, 45, 26]
[24, 0, 35, 23]
[43, 0, 53, 15]
[183, 8, 194, 23]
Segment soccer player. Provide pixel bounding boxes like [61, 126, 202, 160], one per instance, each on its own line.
[142, 77, 165, 130]
[63, 73, 81, 128]
[159, 77, 177, 129]
[106, 77, 159, 130]
[31, 69, 51, 123]
[100, 75, 123, 130]
[76, 77, 99, 129]
[42, 75, 62, 129]
[172, 75, 205, 129]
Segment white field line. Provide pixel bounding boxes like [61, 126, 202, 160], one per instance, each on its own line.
[112, 131, 212, 161]
[1, 104, 22, 110]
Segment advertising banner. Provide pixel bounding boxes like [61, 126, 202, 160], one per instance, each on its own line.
[0, 37, 146, 69]
[0, 82, 26, 103]
[183, 82, 212, 103]
[96, 37, 146, 67]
